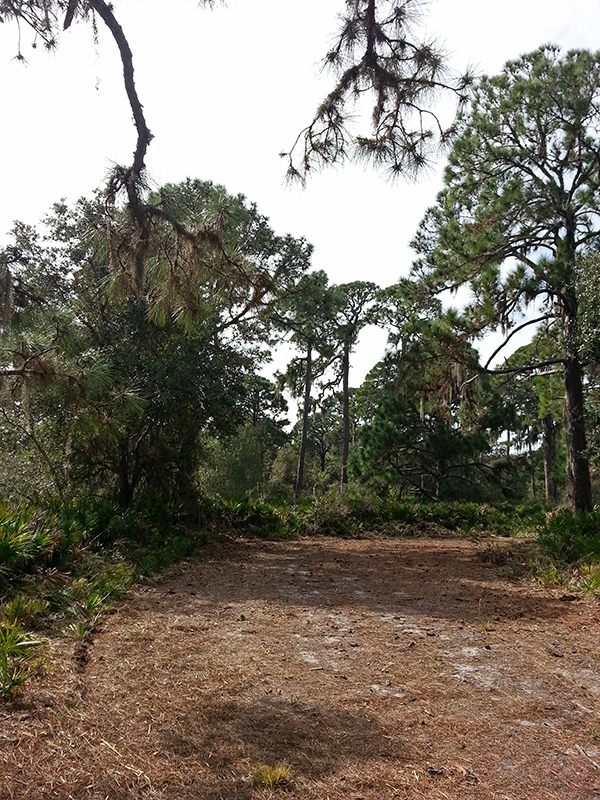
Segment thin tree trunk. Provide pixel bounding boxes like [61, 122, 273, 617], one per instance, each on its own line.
[529, 440, 536, 499]
[542, 412, 556, 503]
[340, 339, 350, 489]
[118, 442, 133, 508]
[319, 439, 327, 472]
[295, 345, 312, 499]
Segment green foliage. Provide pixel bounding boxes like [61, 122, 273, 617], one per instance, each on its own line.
[193, 488, 543, 540]
[251, 763, 293, 788]
[0, 181, 310, 510]
[532, 508, 600, 594]
[0, 595, 49, 627]
[538, 508, 600, 563]
[295, 493, 544, 538]
[0, 502, 55, 585]
[578, 562, 600, 593]
[199, 424, 286, 497]
[578, 253, 600, 365]
[200, 495, 301, 539]
[412, 46, 600, 512]
[356, 293, 504, 500]
[0, 620, 44, 699]
[0, 494, 196, 646]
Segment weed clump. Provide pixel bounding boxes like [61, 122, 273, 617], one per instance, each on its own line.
[251, 763, 293, 788]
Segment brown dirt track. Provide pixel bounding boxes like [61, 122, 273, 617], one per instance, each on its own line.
[2, 534, 600, 799]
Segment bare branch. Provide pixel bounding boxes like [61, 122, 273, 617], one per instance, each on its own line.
[483, 314, 555, 370]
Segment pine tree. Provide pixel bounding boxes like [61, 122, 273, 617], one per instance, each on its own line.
[412, 46, 600, 512]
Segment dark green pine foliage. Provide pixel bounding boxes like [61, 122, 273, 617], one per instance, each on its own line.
[285, 0, 471, 181]
[357, 289, 496, 500]
[412, 46, 600, 512]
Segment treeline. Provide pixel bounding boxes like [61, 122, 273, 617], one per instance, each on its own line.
[2, 46, 600, 517]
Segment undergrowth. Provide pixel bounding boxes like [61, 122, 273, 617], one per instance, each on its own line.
[203, 491, 545, 539]
[2, 489, 597, 699]
[0, 495, 201, 697]
[535, 507, 600, 595]
[0, 620, 45, 699]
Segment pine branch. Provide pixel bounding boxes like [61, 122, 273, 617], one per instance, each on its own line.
[482, 314, 555, 370]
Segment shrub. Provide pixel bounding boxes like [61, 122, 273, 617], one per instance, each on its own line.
[0, 620, 44, 699]
[0, 502, 56, 585]
[538, 508, 600, 563]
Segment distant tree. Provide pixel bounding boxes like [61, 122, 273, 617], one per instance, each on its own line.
[199, 376, 289, 496]
[358, 288, 494, 498]
[578, 251, 600, 367]
[330, 281, 377, 488]
[275, 271, 338, 497]
[412, 46, 600, 512]
[310, 395, 343, 477]
[242, 375, 288, 431]
[578, 252, 600, 479]
[491, 334, 566, 503]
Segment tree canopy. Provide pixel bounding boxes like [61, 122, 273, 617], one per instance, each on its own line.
[2, 10, 600, 518]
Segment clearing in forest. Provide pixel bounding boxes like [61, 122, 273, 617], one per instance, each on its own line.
[2, 535, 599, 799]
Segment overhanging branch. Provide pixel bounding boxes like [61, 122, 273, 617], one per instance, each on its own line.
[483, 314, 555, 370]
[89, 0, 153, 210]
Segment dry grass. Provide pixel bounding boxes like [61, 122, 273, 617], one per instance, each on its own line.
[1, 534, 599, 799]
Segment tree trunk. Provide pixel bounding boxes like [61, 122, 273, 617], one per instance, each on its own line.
[295, 345, 312, 499]
[561, 277, 593, 513]
[319, 440, 327, 472]
[542, 412, 556, 503]
[528, 440, 536, 499]
[118, 442, 133, 508]
[564, 354, 592, 512]
[340, 339, 350, 489]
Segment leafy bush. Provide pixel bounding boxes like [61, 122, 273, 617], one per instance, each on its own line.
[0, 595, 49, 627]
[533, 508, 600, 595]
[189, 491, 544, 540]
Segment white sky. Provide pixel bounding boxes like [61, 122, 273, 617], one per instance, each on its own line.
[1, 0, 599, 385]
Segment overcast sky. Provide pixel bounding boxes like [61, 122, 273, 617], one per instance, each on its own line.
[1, 0, 599, 382]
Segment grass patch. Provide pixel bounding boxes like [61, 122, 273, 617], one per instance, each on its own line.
[251, 763, 293, 788]
[538, 507, 600, 562]
[0, 502, 57, 585]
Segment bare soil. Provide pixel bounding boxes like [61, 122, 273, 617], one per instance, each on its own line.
[2, 534, 600, 799]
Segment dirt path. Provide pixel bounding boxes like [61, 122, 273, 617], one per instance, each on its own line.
[2, 535, 600, 799]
